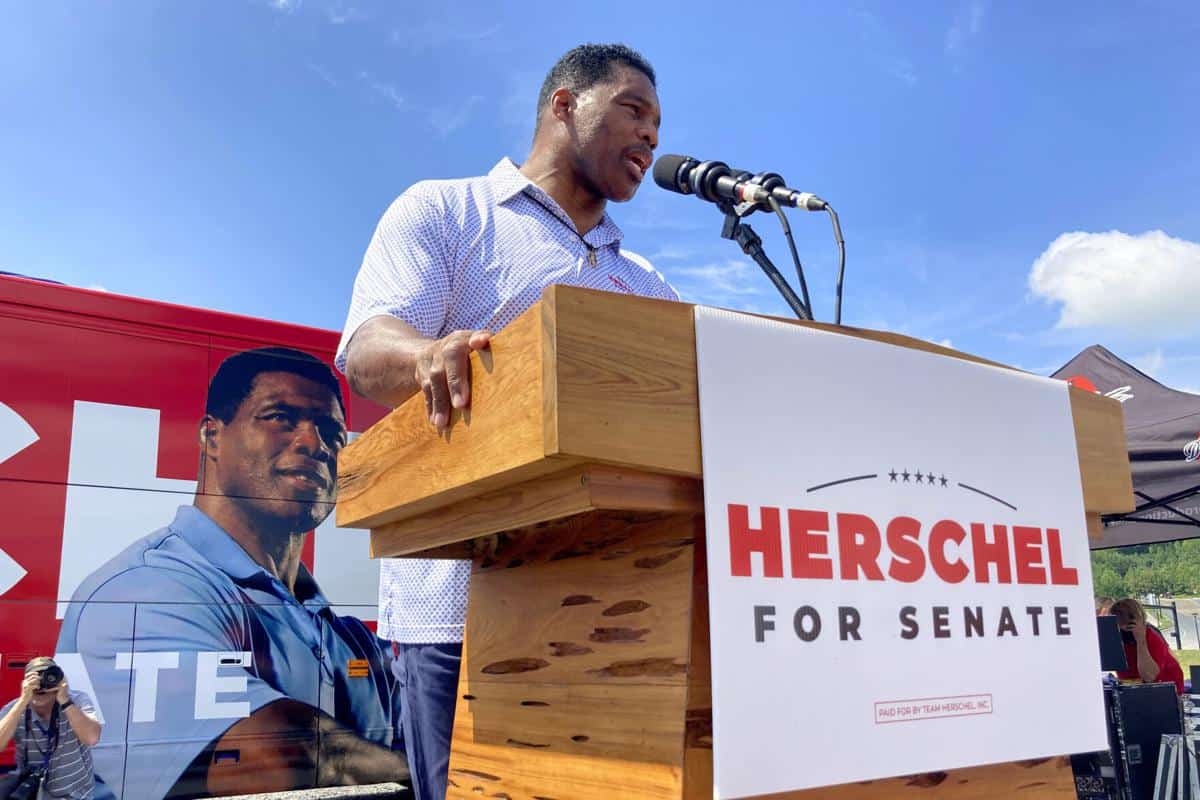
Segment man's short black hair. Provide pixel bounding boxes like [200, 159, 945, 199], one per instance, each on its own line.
[536, 43, 656, 126]
[205, 347, 345, 423]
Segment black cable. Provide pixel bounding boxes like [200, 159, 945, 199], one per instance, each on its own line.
[826, 206, 846, 325]
[766, 195, 813, 319]
[728, 219, 812, 320]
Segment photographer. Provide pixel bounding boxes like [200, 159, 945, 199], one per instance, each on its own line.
[0, 658, 102, 799]
[1111, 598, 1185, 694]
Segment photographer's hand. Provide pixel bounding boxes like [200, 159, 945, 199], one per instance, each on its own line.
[1126, 619, 1161, 683]
[54, 678, 101, 747]
[0, 674, 41, 750]
[19, 673, 39, 707]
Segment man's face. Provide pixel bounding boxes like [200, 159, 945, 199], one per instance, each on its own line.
[31, 691, 56, 712]
[205, 371, 346, 533]
[568, 64, 661, 202]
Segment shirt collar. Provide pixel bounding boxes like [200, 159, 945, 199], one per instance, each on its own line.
[488, 157, 533, 204]
[171, 505, 329, 608]
[487, 157, 624, 248]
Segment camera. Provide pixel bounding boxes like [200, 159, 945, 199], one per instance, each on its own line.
[7, 765, 45, 800]
[36, 664, 64, 692]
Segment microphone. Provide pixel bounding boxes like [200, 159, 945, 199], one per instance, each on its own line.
[652, 154, 828, 211]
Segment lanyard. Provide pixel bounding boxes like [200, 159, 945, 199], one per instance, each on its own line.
[521, 189, 601, 266]
[25, 706, 59, 769]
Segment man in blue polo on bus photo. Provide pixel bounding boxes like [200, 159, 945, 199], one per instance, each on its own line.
[56, 347, 410, 799]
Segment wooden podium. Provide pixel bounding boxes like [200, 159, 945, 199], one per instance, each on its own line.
[337, 286, 1134, 800]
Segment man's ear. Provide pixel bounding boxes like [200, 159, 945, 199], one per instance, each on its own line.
[549, 86, 575, 122]
[199, 416, 221, 457]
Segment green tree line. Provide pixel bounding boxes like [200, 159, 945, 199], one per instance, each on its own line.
[1092, 538, 1200, 598]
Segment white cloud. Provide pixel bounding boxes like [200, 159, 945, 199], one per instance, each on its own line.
[85, 284, 109, 293]
[429, 95, 483, 138]
[668, 259, 767, 310]
[624, 214, 704, 233]
[674, 260, 762, 296]
[325, 3, 364, 24]
[358, 72, 405, 111]
[1131, 348, 1165, 376]
[500, 70, 540, 129]
[390, 21, 501, 54]
[852, 9, 919, 86]
[646, 244, 698, 262]
[889, 64, 918, 87]
[945, 0, 987, 60]
[354, 74, 487, 137]
[1116, 349, 1200, 396]
[306, 62, 339, 88]
[1133, 351, 1200, 394]
[935, 338, 954, 350]
[264, 0, 366, 24]
[1028, 229, 1200, 338]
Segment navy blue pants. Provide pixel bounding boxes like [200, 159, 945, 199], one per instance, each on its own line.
[394, 641, 462, 800]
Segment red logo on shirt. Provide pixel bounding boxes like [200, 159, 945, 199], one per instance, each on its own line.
[607, 275, 633, 293]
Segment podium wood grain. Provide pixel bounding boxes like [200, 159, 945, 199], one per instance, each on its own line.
[337, 307, 567, 531]
[445, 509, 700, 800]
[338, 286, 1132, 800]
[339, 286, 1132, 539]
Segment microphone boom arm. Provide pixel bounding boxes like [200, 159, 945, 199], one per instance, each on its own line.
[717, 200, 812, 321]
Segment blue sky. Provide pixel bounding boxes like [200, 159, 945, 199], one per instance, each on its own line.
[2, 1, 1198, 389]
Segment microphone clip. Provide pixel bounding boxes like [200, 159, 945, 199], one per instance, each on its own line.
[716, 199, 813, 321]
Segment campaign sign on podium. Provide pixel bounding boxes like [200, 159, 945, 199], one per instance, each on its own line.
[694, 307, 1109, 799]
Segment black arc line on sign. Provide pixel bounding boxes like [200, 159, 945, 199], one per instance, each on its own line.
[807, 474, 877, 493]
[957, 483, 1017, 511]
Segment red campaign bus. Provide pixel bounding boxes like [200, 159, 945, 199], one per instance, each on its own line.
[0, 274, 403, 798]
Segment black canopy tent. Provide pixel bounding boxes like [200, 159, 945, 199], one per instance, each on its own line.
[1051, 345, 1200, 549]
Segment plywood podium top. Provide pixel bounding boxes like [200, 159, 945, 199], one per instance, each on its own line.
[337, 285, 1133, 552]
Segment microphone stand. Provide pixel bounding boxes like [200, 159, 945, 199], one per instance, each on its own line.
[716, 199, 812, 321]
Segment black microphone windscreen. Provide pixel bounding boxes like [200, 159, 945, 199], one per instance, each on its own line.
[652, 154, 691, 193]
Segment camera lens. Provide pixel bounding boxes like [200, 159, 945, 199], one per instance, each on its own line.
[38, 665, 64, 691]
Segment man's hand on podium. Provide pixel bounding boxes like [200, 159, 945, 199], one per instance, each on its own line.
[416, 328, 492, 430]
[344, 315, 491, 431]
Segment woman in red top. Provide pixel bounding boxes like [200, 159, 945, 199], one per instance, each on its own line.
[1111, 598, 1185, 694]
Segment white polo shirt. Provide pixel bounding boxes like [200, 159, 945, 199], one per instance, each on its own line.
[337, 158, 678, 643]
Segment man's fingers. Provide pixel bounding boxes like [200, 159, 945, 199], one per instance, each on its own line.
[427, 350, 453, 430]
[468, 329, 492, 350]
[443, 330, 490, 412]
[416, 330, 493, 428]
[444, 341, 473, 410]
[420, 379, 434, 422]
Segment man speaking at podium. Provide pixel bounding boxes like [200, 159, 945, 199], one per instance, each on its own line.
[336, 43, 677, 800]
